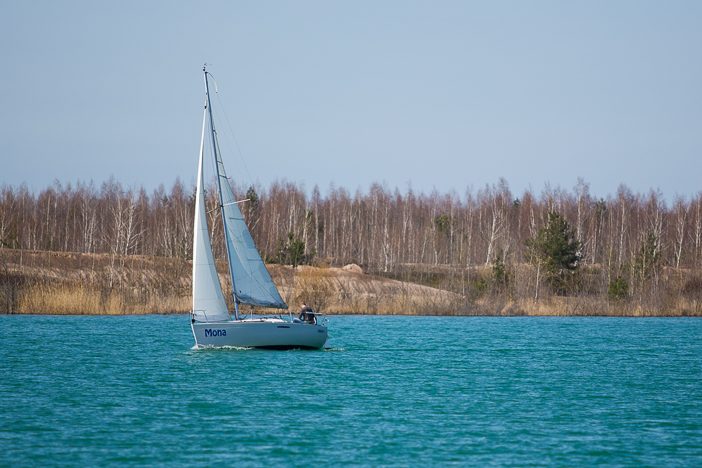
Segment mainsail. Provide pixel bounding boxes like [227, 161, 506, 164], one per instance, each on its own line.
[217, 162, 288, 309]
[204, 70, 288, 311]
[192, 108, 229, 322]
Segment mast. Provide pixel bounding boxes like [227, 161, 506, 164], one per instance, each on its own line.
[203, 65, 240, 321]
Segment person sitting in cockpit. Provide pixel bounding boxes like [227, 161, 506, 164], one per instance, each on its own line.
[298, 303, 317, 324]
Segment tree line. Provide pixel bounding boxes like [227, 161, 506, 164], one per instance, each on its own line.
[2, 177, 702, 310]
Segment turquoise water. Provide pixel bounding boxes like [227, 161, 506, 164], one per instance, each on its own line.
[1, 315, 701, 466]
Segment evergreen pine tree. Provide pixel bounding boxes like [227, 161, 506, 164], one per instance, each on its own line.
[526, 212, 582, 294]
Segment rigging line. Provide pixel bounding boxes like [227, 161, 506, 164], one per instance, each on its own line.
[205, 110, 219, 193]
[205, 74, 284, 307]
[223, 199, 250, 207]
[204, 117, 224, 253]
[212, 85, 256, 190]
[213, 125, 241, 200]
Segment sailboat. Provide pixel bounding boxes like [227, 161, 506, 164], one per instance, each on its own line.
[190, 66, 328, 349]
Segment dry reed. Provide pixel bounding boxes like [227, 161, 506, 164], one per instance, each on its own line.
[2, 249, 701, 316]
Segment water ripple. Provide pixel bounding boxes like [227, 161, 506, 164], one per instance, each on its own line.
[1, 315, 701, 466]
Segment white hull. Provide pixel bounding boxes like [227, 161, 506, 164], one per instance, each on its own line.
[191, 319, 327, 349]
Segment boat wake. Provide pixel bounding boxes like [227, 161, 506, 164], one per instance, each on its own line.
[191, 344, 252, 351]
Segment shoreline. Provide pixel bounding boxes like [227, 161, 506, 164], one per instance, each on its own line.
[2, 308, 700, 318]
[2, 249, 701, 317]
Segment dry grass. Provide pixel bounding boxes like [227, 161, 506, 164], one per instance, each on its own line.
[2, 249, 701, 316]
[16, 283, 191, 315]
[1, 250, 191, 314]
[271, 264, 464, 315]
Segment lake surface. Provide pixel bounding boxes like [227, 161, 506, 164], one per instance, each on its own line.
[1, 315, 701, 466]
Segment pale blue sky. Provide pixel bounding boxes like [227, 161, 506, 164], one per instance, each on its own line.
[1, 0, 700, 198]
